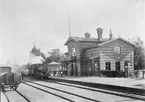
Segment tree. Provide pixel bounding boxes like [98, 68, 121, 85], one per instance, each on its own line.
[129, 37, 145, 78]
[48, 49, 65, 62]
[131, 37, 145, 70]
[30, 44, 65, 64]
[39, 49, 65, 64]
[40, 54, 52, 64]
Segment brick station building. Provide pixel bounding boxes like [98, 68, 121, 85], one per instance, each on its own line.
[62, 28, 135, 77]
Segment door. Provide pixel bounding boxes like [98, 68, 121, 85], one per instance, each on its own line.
[70, 63, 74, 76]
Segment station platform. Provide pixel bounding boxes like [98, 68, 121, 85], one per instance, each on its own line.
[50, 76, 145, 90]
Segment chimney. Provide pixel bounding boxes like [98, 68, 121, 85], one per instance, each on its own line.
[96, 28, 103, 41]
[109, 29, 113, 40]
[84, 32, 90, 38]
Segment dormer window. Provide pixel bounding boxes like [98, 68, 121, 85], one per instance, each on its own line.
[114, 46, 121, 54]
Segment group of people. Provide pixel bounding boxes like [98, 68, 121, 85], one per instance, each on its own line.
[49, 71, 64, 77]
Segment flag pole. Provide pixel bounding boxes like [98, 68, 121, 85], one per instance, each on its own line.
[68, 12, 71, 37]
[29, 51, 32, 65]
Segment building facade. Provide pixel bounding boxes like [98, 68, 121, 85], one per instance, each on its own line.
[62, 28, 135, 77]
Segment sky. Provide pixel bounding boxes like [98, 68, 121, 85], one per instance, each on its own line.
[0, 0, 144, 65]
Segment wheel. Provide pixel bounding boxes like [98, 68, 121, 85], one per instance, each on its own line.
[2, 88, 5, 92]
[14, 86, 17, 90]
[14, 85, 18, 90]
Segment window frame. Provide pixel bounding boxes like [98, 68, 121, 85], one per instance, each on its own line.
[114, 46, 121, 54]
[72, 47, 76, 56]
[115, 62, 120, 71]
[106, 62, 111, 71]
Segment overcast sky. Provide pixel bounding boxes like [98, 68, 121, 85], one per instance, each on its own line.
[0, 0, 144, 65]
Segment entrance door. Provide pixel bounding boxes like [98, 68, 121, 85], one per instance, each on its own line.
[71, 63, 77, 76]
[94, 60, 99, 76]
[124, 61, 129, 77]
[71, 63, 74, 76]
[88, 61, 92, 76]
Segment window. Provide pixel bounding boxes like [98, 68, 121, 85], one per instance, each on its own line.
[72, 47, 76, 56]
[72, 48, 76, 53]
[114, 46, 121, 54]
[106, 62, 111, 71]
[94, 62, 98, 69]
[115, 62, 120, 71]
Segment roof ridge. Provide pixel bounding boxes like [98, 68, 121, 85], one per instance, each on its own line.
[65, 36, 109, 45]
[84, 37, 135, 50]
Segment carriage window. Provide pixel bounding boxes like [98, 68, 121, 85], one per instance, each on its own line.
[114, 46, 121, 54]
[106, 62, 111, 71]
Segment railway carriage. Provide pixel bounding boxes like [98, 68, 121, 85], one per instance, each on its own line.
[0, 66, 22, 91]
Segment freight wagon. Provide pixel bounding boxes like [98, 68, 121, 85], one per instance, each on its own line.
[0, 66, 11, 74]
[0, 66, 22, 91]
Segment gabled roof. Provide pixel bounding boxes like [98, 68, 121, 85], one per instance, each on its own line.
[71, 37, 98, 42]
[85, 37, 135, 50]
[97, 37, 135, 47]
[64, 36, 109, 45]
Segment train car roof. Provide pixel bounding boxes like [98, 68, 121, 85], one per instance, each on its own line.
[0, 66, 11, 68]
[0, 72, 11, 75]
[0, 65, 11, 67]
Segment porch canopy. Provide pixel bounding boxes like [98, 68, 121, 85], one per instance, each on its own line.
[43, 61, 62, 72]
[90, 56, 99, 59]
[30, 56, 43, 64]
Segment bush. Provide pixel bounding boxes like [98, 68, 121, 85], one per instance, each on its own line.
[99, 70, 125, 77]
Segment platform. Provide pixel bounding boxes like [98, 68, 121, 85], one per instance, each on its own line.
[50, 76, 145, 89]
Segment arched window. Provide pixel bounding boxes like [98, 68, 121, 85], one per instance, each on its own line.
[114, 46, 121, 54]
[72, 48, 76, 53]
[72, 47, 76, 56]
[106, 62, 111, 71]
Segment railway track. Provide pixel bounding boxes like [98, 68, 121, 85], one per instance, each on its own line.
[2, 91, 10, 102]
[23, 80, 145, 102]
[13, 88, 31, 102]
[23, 81, 100, 102]
[2, 79, 145, 102]
[2, 82, 99, 102]
[2, 88, 31, 102]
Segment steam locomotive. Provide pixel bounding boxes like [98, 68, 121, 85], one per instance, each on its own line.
[28, 64, 50, 80]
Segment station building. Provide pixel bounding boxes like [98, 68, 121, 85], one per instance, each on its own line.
[62, 28, 135, 77]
